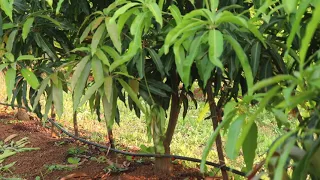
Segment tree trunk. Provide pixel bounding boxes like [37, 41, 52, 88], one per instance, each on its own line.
[155, 72, 181, 174]
[51, 104, 57, 137]
[107, 128, 115, 149]
[73, 111, 79, 137]
[206, 80, 228, 180]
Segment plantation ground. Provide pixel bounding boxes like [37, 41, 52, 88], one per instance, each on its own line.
[0, 107, 206, 179]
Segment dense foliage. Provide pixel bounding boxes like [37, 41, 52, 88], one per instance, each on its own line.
[0, 0, 320, 179]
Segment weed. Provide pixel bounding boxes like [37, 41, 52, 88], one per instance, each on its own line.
[67, 157, 81, 164]
[46, 164, 73, 172]
[0, 162, 16, 173]
[67, 147, 86, 156]
[90, 156, 107, 163]
[104, 164, 128, 174]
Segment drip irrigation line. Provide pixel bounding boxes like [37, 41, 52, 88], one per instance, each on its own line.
[0, 102, 246, 177]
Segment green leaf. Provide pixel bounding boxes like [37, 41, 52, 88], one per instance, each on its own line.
[46, 0, 53, 8]
[95, 48, 110, 66]
[208, 29, 224, 70]
[70, 55, 90, 92]
[250, 41, 261, 77]
[0, 0, 13, 21]
[146, 2, 163, 27]
[210, 0, 219, 12]
[4, 52, 14, 62]
[274, 138, 295, 179]
[117, 79, 145, 113]
[225, 35, 253, 95]
[32, 77, 50, 111]
[286, 0, 311, 52]
[226, 115, 245, 159]
[91, 24, 106, 55]
[21, 68, 40, 89]
[22, 17, 34, 41]
[91, 56, 104, 82]
[102, 94, 114, 129]
[110, 2, 140, 23]
[0, 63, 8, 71]
[136, 50, 145, 78]
[283, 0, 297, 14]
[91, 16, 105, 31]
[34, 33, 58, 61]
[5, 68, 16, 101]
[6, 29, 17, 52]
[252, 75, 296, 93]
[215, 12, 248, 28]
[248, 23, 266, 48]
[56, 0, 65, 15]
[242, 122, 258, 171]
[17, 55, 41, 61]
[146, 48, 165, 78]
[130, 12, 147, 36]
[169, 5, 182, 24]
[105, 17, 122, 53]
[299, 2, 320, 70]
[36, 15, 61, 27]
[73, 62, 91, 112]
[80, 23, 92, 43]
[78, 78, 104, 108]
[104, 76, 113, 102]
[117, 7, 138, 37]
[52, 79, 63, 117]
[164, 20, 205, 54]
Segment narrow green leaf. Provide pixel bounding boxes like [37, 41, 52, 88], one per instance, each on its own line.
[109, 2, 140, 23]
[52, 79, 63, 117]
[73, 62, 91, 111]
[208, 29, 224, 70]
[91, 24, 106, 55]
[0, 63, 8, 72]
[146, 2, 163, 27]
[215, 12, 248, 28]
[250, 41, 261, 77]
[283, 0, 297, 14]
[225, 35, 253, 95]
[34, 33, 58, 61]
[46, 0, 53, 8]
[70, 55, 90, 92]
[91, 16, 105, 31]
[210, 0, 219, 12]
[56, 0, 65, 15]
[80, 23, 92, 43]
[102, 94, 114, 129]
[117, 78, 145, 113]
[146, 48, 165, 78]
[5, 68, 16, 101]
[6, 29, 17, 52]
[242, 122, 258, 171]
[91, 56, 104, 82]
[78, 78, 104, 108]
[286, 0, 311, 52]
[252, 75, 296, 93]
[117, 7, 138, 37]
[226, 115, 245, 159]
[105, 17, 122, 53]
[17, 55, 41, 61]
[21, 68, 39, 89]
[22, 17, 34, 41]
[0, 0, 13, 21]
[32, 77, 50, 111]
[164, 20, 205, 54]
[299, 2, 320, 70]
[130, 12, 147, 36]
[136, 50, 145, 78]
[95, 48, 110, 66]
[36, 15, 61, 27]
[169, 5, 182, 24]
[104, 76, 113, 102]
[4, 52, 14, 62]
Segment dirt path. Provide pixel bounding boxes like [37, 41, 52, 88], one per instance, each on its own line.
[0, 108, 205, 180]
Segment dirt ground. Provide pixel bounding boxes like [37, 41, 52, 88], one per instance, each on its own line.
[0, 107, 208, 180]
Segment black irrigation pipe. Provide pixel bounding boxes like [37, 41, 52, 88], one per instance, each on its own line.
[0, 102, 246, 177]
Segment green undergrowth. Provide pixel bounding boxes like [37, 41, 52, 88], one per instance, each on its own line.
[45, 92, 289, 175]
